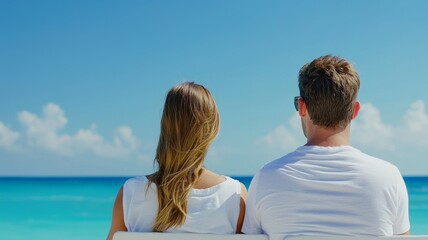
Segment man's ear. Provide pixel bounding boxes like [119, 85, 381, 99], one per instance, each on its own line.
[298, 98, 307, 117]
[351, 101, 360, 120]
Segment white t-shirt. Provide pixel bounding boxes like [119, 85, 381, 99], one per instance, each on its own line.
[123, 176, 242, 234]
[242, 145, 410, 239]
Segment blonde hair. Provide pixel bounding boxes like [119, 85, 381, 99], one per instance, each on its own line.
[149, 82, 220, 232]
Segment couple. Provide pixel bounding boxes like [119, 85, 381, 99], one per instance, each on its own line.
[107, 55, 410, 240]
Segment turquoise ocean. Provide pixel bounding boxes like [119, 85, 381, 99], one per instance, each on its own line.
[0, 176, 427, 240]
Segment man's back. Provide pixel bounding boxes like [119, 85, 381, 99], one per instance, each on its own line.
[242, 145, 409, 239]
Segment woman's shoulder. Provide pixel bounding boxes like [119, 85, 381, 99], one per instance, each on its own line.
[123, 176, 155, 194]
[225, 176, 247, 195]
[191, 171, 243, 195]
[223, 176, 243, 189]
[124, 175, 149, 185]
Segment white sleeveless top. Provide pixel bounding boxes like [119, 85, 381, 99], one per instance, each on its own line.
[123, 176, 242, 234]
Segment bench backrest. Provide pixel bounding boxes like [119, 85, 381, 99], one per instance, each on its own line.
[113, 232, 268, 240]
[113, 232, 428, 240]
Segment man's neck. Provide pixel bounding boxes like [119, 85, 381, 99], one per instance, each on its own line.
[305, 125, 350, 147]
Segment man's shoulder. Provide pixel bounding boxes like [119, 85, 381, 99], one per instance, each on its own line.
[262, 154, 292, 168]
[257, 146, 402, 178]
[352, 147, 400, 170]
[256, 150, 301, 176]
[346, 147, 404, 184]
[248, 153, 300, 195]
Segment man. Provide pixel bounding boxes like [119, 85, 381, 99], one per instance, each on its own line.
[242, 55, 410, 239]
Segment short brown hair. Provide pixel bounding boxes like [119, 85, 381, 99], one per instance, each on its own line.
[298, 55, 360, 129]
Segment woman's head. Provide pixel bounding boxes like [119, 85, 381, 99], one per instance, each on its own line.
[151, 82, 220, 231]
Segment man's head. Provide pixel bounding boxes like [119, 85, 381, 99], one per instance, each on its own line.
[298, 55, 360, 130]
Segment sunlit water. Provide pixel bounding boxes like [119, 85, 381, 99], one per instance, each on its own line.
[0, 177, 426, 239]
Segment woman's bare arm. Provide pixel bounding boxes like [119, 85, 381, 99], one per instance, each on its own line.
[236, 183, 247, 233]
[106, 186, 127, 240]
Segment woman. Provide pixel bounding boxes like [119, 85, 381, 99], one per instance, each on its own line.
[107, 82, 247, 239]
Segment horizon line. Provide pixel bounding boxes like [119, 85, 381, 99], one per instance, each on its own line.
[0, 175, 427, 178]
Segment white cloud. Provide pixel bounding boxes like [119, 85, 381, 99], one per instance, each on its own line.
[401, 100, 428, 146]
[259, 101, 428, 153]
[138, 154, 151, 163]
[115, 126, 139, 149]
[351, 103, 395, 150]
[17, 103, 139, 157]
[352, 100, 428, 149]
[257, 113, 305, 155]
[0, 122, 20, 149]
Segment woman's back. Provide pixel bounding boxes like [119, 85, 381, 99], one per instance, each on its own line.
[123, 174, 243, 234]
[106, 83, 246, 239]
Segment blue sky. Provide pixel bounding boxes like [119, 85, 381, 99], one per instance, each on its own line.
[1, 0, 428, 176]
